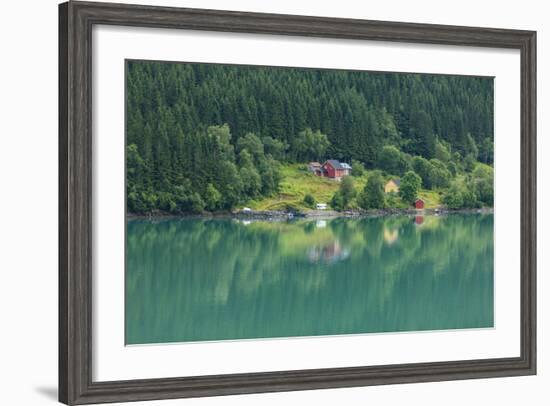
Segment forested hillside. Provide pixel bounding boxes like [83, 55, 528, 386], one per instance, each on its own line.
[126, 61, 494, 214]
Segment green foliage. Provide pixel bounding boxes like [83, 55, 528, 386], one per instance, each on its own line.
[411, 156, 433, 188]
[399, 171, 422, 204]
[462, 188, 480, 209]
[128, 61, 493, 168]
[237, 133, 264, 158]
[303, 193, 316, 208]
[331, 176, 356, 211]
[340, 176, 357, 207]
[204, 183, 222, 211]
[428, 159, 452, 188]
[442, 177, 484, 209]
[407, 110, 436, 158]
[442, 183, 464, 209]
[258, 155, 282, 196]
[447, 161, 458, 176]
[207, 124, 234, 160]
[465, 133, 479, 159]
[434, 139, 451, 162]
[478, 137, 494, 164]
[216, 160, 242, 208]
[330, 192, 345, 211]
[125, 123, 280, 214]
[471, 164, 494, 206]
[377, 145, 410, 176]
[238, 150, 262, 197]
[262, 136, 287, 160]
[291, 128, 330, 162]
[127, 144, 145, 182]
[464, 154, 477, 172]
[126, 61, 494, 213]
[351, 159, 365, 177]
[189, 192, 206, 213]
[358, 172, 385, 209]
[411, 156, 451, 189]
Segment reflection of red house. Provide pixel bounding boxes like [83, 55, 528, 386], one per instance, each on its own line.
[307, 240, 351, 264]
[322, 160, 351, 180]
[415, 199, 425, 209]
[415, 215, 424, 225]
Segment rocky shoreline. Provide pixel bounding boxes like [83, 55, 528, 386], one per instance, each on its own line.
[127, 207, 493, 220]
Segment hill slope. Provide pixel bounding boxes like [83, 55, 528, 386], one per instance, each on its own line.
[245, 164, 441, 212]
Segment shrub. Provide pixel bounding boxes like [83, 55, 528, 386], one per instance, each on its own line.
[303, 193, 316, 208]
[399, 171, 422, 204]
[358, 172, 385, 209]
[351, 159, 365, 177]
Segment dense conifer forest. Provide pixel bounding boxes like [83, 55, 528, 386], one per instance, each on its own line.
[126, 61, 494, 214]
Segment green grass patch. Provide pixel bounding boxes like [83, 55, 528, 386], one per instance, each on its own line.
[247, 164, 340, 211]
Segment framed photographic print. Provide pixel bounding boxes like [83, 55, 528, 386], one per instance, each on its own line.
[59, 1, 536, 404]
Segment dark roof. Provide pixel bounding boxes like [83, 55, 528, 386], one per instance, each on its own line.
[392, 178, 401, 186]
[325, 159, 344, 169]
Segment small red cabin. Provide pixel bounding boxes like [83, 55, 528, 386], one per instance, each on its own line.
[322, 160, 351, 180]
[414, 199, 425, 209]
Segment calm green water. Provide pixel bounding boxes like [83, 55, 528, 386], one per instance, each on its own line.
[126, 214, 493, 345]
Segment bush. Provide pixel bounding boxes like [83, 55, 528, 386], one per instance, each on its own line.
[442, 184, 464, 209]
[434, 139, 451, 162]
[429, 159, 452, 188]
[447, 161, 458, 176]
[472, 164, 494, 206]
[204, 183, 222, 211]
[378, 145, 410, 176]
[330, 192, 344, 211]
[399, 171, 422, 204]
[339, 176, 356, 208]
[358, 172, 385, 209]
[351, 159, 365, 177]
[303, 193, 316, 208]
[462, 189, 481, 208]
[330, 176, 356, 210]
[412, 156, 433, 188]
[442, 179, 482, 209]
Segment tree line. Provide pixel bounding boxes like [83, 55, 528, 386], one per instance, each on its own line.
[126, 61, 494, 214]
[325, 156, 493, 212]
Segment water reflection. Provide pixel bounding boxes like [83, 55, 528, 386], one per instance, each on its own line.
[307, 240, 350, 264]
[126, 214, 494, 344]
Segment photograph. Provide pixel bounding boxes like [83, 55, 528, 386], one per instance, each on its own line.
[0, 0, 543, 404]
[125, 61, 495, 345]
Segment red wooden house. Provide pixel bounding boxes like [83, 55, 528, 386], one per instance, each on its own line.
[414, 199, 425, 209]
[322, 160, 352, 180]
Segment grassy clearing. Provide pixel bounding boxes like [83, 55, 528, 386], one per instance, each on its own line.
[247, 164, 339, 211]
[245, 164, 442, 211]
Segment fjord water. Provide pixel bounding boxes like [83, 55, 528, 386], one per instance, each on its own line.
[126, 214, 494, 345]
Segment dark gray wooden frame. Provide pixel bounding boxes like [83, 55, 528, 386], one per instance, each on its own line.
[59, 1, 537, 404]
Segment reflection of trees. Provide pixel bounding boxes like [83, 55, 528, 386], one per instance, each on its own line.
[126, 214, 494, 344]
